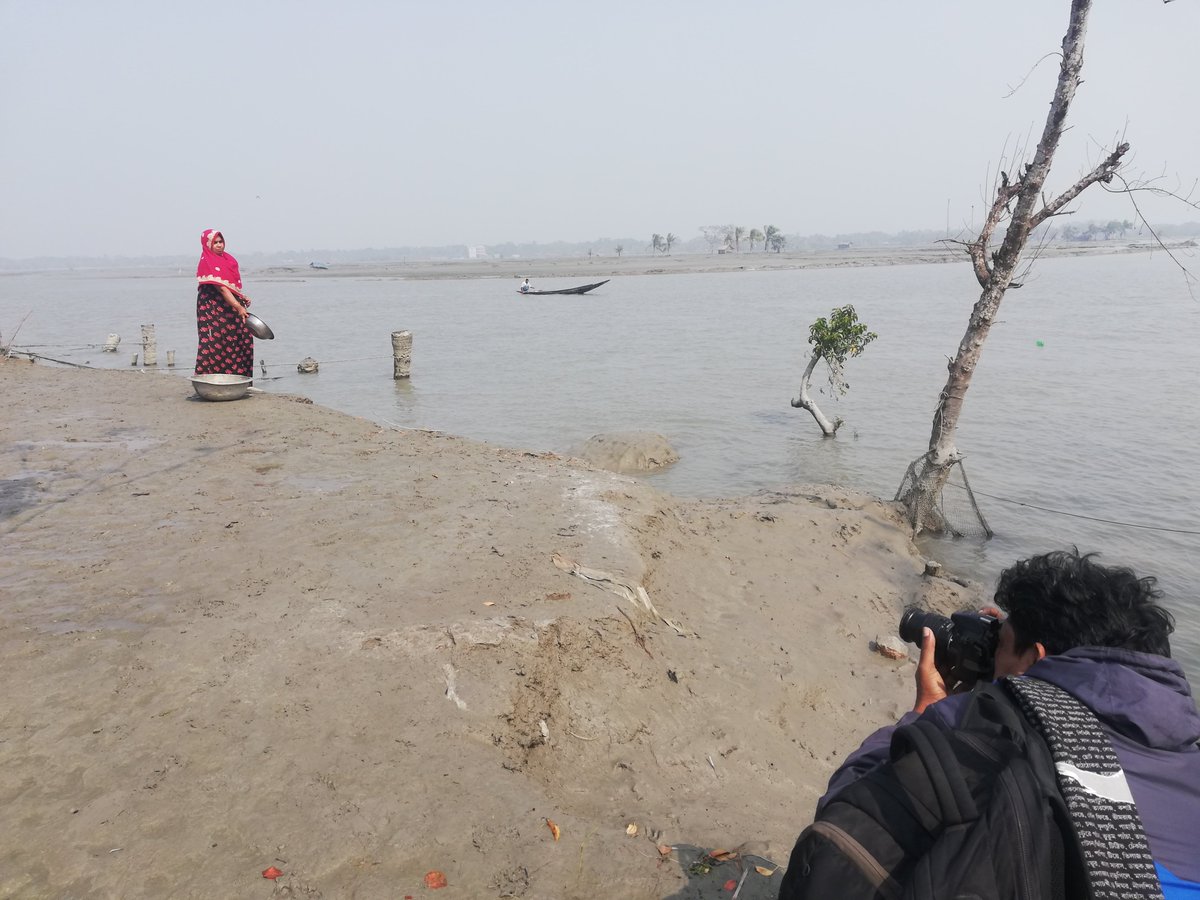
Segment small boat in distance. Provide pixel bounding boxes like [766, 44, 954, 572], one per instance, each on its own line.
[309, 261, 329, 270]
[518, 279, 610, 296]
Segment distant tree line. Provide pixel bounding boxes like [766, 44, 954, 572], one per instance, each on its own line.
[8, 221, 1198, 270]
[694, 225, 786, 254]
[649, 233, 680, 255]
[1054, 219, 1135, 241]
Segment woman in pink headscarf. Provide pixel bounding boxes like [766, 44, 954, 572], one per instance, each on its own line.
[195, 228, 254, 377]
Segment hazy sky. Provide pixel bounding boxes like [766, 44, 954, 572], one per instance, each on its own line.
[2, 1, 1198, 258]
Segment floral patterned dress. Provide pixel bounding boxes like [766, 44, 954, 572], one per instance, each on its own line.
[195, 284, 254, 377]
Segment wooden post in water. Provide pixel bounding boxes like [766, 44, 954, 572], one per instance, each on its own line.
[141, 324, 157, 366]
[103, 334, 121, 352]
[166, 350, 176, 368]
[391, 330, 412, 379]
[130, 353, 139, 366]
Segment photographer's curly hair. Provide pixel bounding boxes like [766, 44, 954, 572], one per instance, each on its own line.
[995, 549, 1174, 657]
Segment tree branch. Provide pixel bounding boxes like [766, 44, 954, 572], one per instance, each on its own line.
[1030, 142, 1130, 230]
[966, 3, 1093, 290]
[967, 182, 1020, 287]
[1003, 52, 1063, 99]
[1104, 173, 1199, 296]
[982, 0, 1090, 283]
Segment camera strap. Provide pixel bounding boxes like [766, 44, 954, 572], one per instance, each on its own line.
[1003, 676, 1164, 900]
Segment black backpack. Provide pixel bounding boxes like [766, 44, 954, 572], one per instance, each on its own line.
[777, 679, 1163, 900]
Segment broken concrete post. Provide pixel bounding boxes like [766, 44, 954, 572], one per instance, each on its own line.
[140, 324, 157, 366]
[391, 330, 412, 379]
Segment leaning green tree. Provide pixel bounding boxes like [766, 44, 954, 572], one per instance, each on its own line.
[897, 0, 1130, 535]
[791, 305, 877, 437]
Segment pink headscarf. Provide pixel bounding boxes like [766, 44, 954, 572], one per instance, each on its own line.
[196, 228, 243, 296]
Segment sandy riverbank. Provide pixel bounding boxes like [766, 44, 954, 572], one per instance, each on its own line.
[1, 360, 981, 899]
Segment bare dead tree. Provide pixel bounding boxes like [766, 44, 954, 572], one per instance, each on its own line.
[897, 0, 1131, 535]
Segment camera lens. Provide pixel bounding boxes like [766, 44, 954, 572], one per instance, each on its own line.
[898, 607, 932, 645]
[899, 606, 956, 650]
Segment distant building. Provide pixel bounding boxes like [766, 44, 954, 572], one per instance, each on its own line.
[466, 245, 489, 259]
[837, 242, 853, 250]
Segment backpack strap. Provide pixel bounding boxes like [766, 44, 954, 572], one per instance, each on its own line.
[889, 718, 978, 825]
[1003, 676, 1164, 900]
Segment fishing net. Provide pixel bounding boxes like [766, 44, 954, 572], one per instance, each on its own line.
[895, 454, 993, 539]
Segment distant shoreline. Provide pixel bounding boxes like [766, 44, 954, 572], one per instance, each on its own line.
[251, 240, 1186, 282]
[3, 240, 1190, 281]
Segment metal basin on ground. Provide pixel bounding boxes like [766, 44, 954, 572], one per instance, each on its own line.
[191, 374, 252, 401]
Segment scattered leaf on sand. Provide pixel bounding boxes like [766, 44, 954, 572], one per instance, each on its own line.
[423, 870, 448, 889]
[262, 866, 283, 880]
[723, 879, 738, 891]
[546, 818, 561, 841]
[709, 849, 738, 862]
[625, 823, 638, 836]
[755, 865, 777, 877]
[483, 601, 496, 606]
[657, 844, 672, 857]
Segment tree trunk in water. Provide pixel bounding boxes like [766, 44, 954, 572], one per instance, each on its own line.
[791, 351, 840, 437]
[904, 281, 1008, 532]
[901, 0, 1106, 535]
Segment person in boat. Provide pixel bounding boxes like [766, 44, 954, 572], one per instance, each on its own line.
[519, 278, 532, 293]
[195, 228, 254, 378]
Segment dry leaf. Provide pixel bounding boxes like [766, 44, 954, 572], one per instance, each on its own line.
[625, 823, 638, 836]
[545, 818, 561, 841]
[755, 865, 776, 877]
[423, 870, 448, 889]
[483, 601, 496, 607]
[708, 849, 738, 861]
[657, 844, 672, 858]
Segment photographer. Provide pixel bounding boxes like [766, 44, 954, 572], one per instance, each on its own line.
[779, 550, 1200, 899]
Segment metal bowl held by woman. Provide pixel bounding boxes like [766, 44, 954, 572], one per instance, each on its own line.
[191, 373, 253, 401]
[245, 312, 275, 340]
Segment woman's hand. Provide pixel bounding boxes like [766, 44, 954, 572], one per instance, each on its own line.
[218, 285, 250, 320]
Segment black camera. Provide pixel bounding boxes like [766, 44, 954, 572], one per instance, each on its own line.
[898, 607, 1001, 688]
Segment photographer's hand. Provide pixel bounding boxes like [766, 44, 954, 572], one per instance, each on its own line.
[914, 627, 949, 714]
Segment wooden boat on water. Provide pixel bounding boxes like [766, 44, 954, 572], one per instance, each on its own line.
[518, 279, 610, 296]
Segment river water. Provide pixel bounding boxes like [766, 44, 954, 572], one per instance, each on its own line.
[4, 253, 1198, 678]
